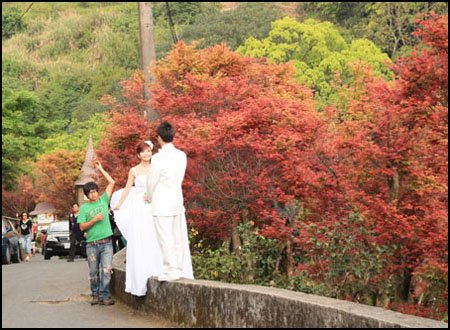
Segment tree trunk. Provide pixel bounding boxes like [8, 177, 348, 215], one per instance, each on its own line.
[388, 169, 400, 203]
[399, 268, 412, 301]
[138, 2, 160, 122]
[231, 217, 242, 256]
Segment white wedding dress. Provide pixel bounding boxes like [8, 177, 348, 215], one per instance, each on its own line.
[110, 169, 194, 296]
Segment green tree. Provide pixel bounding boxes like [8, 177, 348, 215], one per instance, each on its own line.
[296, 2, 370, 37]
[296, 2, 448, 58]
[365, 2, 448, 58]
[181, 2, 283, 50]
[37, 66, 94, 127]
[152, 2, 222, 58]
[42, 113, 109, 153]
[2, 89, 64, 189]
[238, 17, 392, 107]
[152, 2, 205, 26]
[2, 6, 26, 40]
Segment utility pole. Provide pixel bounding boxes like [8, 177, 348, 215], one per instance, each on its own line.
[138, 2, 160, 122]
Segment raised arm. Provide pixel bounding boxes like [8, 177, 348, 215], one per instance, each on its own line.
[114, 168, 135, 210]
[95, 161, 115, 198]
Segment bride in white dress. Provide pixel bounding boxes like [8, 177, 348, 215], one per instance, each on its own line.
[110, 141, 193, 296]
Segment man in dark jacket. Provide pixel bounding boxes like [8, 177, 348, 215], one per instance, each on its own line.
[67, 203, 85, 261]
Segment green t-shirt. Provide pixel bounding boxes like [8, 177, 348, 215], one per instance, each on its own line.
[77, 192, 113, 243]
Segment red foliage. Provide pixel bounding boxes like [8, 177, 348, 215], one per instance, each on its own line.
[2, 175, 37, 217]
[33, 150, 84, 218]
[389, 302, 446, 321]
[150, 42, 322, 242]
[96, 87, 154, 188]
[296, 14, 448, 318]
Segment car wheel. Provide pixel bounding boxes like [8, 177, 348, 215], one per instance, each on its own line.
[43, 245, 51, 260]
[3, 245, 11, 264]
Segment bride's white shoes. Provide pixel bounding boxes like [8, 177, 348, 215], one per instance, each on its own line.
[158, 272, 180, 282]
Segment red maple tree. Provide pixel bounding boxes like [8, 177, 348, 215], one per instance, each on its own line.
[32, 149, 84, 218]
[296, 14, 448, 315]
[2, 175, 37, 217]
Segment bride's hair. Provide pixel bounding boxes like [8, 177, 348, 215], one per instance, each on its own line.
[136, 141, 153, 158]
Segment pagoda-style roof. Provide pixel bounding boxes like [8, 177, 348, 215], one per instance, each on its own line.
[30, 202, 56, 215]
[74, 135, 97, 186]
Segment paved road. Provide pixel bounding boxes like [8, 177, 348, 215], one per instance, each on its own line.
[2, 254, 179, 328]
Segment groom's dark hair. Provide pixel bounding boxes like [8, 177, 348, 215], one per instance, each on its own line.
[157, 121, 175, 142]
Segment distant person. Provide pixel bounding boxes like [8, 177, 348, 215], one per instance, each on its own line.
[68, 203, 86, 262]
[108, 206, 125, 254]
[78, 161, 115, 306]
[18, 212, 33, 262]
[31, 220, 37, 255]
[40, 230, 46, 251]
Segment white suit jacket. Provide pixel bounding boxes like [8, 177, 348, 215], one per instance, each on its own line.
[147, 143, 187, 216]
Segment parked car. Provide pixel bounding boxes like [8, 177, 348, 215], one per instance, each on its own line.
[42, 220, 86, 260]
[2, 218, 22, 264]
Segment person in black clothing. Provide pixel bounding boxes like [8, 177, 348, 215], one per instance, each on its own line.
[68, 203, 86, 261]
[18, 212, 33, 261]
[109, 207, 125, 254]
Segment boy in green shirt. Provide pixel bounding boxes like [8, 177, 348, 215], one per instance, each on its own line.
[78, 161, 115, 306]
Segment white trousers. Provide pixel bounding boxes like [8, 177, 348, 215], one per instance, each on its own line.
[154, 214, 184, 278]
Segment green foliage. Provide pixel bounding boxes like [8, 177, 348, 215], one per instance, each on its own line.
[2, 57, 39, 91]
[365, 2, 448, 58]
[181, 2, 283, 50]
[238, 17, 392, 107]
[297, 2, 448, 58]
[153, 2, 205, 26]
[275, 272, 331, 296]
[238, 16, 346, 66]
[1, 2, 142, 189]
[97, 31, 139, 69]
[42, 113, 109, 153]
[37, 66, 92, 126]
[89, 65, 129, 101]
[191, 220, 336, 297]
[297, 2, 369, 38]
[311, 211, 393, 304]
[191, 240, 242, 282]
[152, 3, 221, 58]
[2, 89, 65, 189]
[191, 221, 284, 284]
[2, 6, 26, 40]
[154, 20, 179, 60]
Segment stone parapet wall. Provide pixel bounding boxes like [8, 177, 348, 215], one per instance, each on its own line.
[111, 250, 447, 328]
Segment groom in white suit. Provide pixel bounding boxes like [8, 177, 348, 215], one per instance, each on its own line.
[147, 121, 187, 281]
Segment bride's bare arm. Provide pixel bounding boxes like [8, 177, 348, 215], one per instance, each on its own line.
[114, 168, 135, 210]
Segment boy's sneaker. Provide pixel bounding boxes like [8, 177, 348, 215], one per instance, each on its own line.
[90, 296, 100, 305]
[100, 297, 115, 306]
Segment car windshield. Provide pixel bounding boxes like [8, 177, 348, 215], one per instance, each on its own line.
[48, 221, 69, 232]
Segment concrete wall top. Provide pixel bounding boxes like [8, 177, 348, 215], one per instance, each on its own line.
[111, 249, 447, 328]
